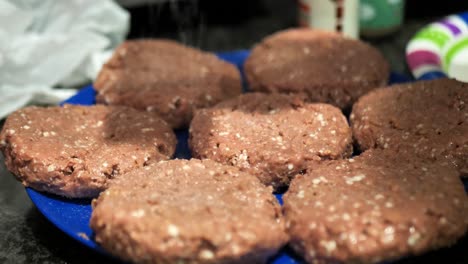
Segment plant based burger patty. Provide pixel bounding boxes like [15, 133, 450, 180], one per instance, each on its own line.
[90, 159, 288, 264]
[351, 78, 468, 177]
[244, 28, 389, 110]
[0, 104, 176, 198]
[189, 93, 353, 190]
[283, 148, 468, 264]
[94, 39, 242, 129]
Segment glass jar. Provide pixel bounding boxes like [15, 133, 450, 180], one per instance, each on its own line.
[298, 0, 360, 39]
[360, 0, 405, 37]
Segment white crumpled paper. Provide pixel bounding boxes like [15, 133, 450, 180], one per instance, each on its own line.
[0, 0, 129, 119]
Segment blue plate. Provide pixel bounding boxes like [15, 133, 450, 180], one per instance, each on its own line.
[26, 50, 446, 264]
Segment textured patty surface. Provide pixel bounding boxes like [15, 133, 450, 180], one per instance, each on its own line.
[0, 105, 176, 198]
[244, 29, 389, 109]
[189, 93, 352, 190]
[94, 39, 242, 128]
[351, 78, 468, 177]
[283, 149, 468, 264]
[90, 159, 287, 264]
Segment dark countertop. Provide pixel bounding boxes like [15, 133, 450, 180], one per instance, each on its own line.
[1, 2, 467, 263]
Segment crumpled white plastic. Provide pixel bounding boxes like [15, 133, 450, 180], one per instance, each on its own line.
[0, 0, 129, 119]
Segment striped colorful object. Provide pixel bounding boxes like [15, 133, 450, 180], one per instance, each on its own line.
[406, 12, 468, 81]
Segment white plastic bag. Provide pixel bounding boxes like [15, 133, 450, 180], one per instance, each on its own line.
[0, 0, 129, 119]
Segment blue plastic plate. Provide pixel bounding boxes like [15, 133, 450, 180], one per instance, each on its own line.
[26, 50, 452, 264]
